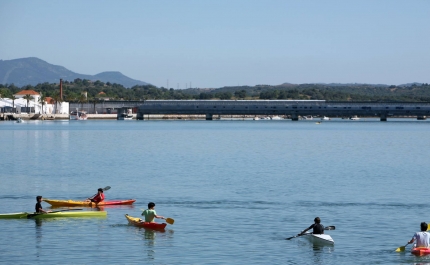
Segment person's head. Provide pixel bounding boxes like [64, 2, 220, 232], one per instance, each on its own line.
[98, 188, 103, 193]
[148, 202, 155, 209]
[36, 196, 42, 202]
[314, 217, 321, 224]
[421, 222, 428, 231]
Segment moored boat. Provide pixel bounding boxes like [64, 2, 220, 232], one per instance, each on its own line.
[303, 233, 334, 245]
[70, 110, 88, 120]
[411, 247, 430, 256]
[43, 199, 136, 207]
[125, 214, 167, 231]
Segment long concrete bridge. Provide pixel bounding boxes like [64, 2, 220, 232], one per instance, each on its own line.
[70, 100, 430, 121]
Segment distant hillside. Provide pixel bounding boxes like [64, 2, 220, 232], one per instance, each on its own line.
[0, 57, 150, 88]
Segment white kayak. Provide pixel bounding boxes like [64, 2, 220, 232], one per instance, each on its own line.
[303, 233, 334, 245]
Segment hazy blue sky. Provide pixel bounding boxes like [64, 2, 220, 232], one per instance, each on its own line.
[1, 0, 429, 88]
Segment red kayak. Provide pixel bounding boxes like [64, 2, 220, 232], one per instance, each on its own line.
[43, 199, 136, 207]
[411, 247, 430, 256]
[125, 214, 167, 231]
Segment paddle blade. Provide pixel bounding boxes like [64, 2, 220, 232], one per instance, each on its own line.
[103, 186, 111, 191]
[395, 246, 406, 252]
[166, 218, 174, 225]
[324, 226, 336, 230]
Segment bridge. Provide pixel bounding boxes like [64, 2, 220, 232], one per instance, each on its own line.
[70, 100, 430, 121]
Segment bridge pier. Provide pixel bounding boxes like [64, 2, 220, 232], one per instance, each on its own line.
[291, 114, 299, 121]
[206, 114, 213, 120]
[380, 114, 387, 122]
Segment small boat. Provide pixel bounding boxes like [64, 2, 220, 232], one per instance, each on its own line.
[0, 212, 29, 219]
[411, 247, 430, 256]
[321, 116, 330, 121]
[43, 199, 136, 207]
[30, 211, 107, 219]
[0, 211, 106, 219]
[271, 116, 283, 120]
[253, 116, 260, 120]
[349, 116, 360, 120]
[303, 115, 313, 120]
[16, 118, 23, 123]
[118, 108, 133, 120]
[316, 122, 321, 124]
[70, 110, 88, 120]
[303, 233, 334, 245]
[125, 214, 167, 231]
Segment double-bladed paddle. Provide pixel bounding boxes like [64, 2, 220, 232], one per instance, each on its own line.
[27, 208, 84, 219]
[286, 226, 336, 240]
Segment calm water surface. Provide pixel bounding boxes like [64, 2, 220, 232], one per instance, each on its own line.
[0, 119, 429, 264]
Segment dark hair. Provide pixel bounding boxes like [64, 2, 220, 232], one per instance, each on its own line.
[148, 202, 155, 209]
[98, 188, 103, 192]
[421, 222, 428, 231]
[36, 196, 42, 201]
[314, 217, 321, 224]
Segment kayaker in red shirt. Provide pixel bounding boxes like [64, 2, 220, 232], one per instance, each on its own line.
[87, 188, 105, 203]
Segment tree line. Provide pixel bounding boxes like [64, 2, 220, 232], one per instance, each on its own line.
[1, 79, 430, 102]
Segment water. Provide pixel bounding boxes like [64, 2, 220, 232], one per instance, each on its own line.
[0, 119, 429, 264]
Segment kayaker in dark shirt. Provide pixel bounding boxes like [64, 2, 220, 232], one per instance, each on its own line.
[301, 217, 325, 235]
[35, 196, 50, 213]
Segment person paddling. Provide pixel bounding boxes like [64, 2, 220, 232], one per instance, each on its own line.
[35, 196, 51, 213]
[140, 202, 165, 223]
[408, 222, 430, 248]
[87, 188, 105, 203]
[301, 217, 324, 235]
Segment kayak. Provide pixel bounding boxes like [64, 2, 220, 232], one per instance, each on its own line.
[411, 247, 430, 256]
[303, 233, 335, 245]
[43, 199, 136, 207]
[0, 211, 107, 219]
[0, 212, 30, 219]
[30, 211, 107, 219]
[125, 214, 167, 230]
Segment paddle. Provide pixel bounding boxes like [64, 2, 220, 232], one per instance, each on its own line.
[395, 243, 409, 252]
[87, 186, 111, 200]
[286, 226, 336, 240]
[139, 209, 174, 225]
[27, 208, 83, 219]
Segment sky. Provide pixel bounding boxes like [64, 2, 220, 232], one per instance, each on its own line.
[1, 0, 429, 88]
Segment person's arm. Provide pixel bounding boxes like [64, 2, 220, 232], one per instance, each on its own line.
[300, 225, 313, 235]
[408, 237, 415, 244]
[155, 214, 165, 220]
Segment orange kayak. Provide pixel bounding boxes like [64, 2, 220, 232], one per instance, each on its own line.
[411, 247, 430, 256]
[43, 199, 136, 207]
[125, 214, 167, 231]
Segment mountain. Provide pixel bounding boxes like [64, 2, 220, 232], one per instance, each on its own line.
[0, 57, 150, 88]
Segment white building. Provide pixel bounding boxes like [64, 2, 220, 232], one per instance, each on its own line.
[0, 90, 69, 114]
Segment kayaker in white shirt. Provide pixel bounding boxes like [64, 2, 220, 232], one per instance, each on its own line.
[408, 222, 430, 248]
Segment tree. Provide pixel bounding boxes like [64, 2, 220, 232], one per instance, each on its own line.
[11, 95, 17, 109]
[234, 90, 246, 99]
[23, 94, 34, 113]
[90, 97, 100, 114]
[38, 93, 46, 114]
[52, 92, 63, 114]
[78, 94, 87, 110]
